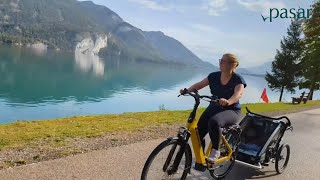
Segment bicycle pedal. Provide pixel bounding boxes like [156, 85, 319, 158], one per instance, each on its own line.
[193, 163, 206, 172]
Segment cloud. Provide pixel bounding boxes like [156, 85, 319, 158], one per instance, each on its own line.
[237, 0, 287, 15]
[160, 24, 277, 66]
[159, 26, 219, 61]
[127, 0, 170, 11]
[189, 24, 222, 33]
[202, 0, 228, 16]
[127, 0, 229, 16]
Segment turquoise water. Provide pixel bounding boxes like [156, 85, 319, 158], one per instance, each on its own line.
[0, 46, 318, 124]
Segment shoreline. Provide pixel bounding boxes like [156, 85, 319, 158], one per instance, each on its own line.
[0, 101, 319, 170]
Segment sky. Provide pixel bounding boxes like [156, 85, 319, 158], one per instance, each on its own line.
[86, 0, 314, 68]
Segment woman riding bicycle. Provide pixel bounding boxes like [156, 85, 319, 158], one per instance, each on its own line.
[180, 53, 246, 164]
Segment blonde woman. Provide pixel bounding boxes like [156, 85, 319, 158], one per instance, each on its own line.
[180, 53, 247, 167]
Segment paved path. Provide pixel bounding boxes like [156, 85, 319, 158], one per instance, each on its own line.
[0, 109, 319, 180]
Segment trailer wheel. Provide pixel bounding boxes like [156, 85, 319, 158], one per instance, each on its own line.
[275, 143, 290, 174]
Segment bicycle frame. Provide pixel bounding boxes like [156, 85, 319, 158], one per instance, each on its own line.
[141, 91, 243, 180]
[176, 90, 235, 166]
[186, 117, 234, 165]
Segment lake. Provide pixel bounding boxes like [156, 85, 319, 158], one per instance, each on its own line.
[0, 46, 319, 124]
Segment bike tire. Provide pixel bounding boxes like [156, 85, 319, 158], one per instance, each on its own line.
[210, 131, 240, 179]
[209, 149, 237, 179]
[275, 143, 290, 174]
[141, 138, 192, 180]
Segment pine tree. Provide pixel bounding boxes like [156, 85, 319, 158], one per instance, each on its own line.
[265, 18, 304, 102]
[300, 1, 320, 100]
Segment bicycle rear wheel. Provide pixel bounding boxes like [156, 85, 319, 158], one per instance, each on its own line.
[209, 148, 237, 179]
[209, 131, 240, 179]
[141, 138, 192, 180]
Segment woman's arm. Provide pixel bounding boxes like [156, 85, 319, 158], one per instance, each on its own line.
[228, 84, 245, 105]
[187, 77, 209, 92]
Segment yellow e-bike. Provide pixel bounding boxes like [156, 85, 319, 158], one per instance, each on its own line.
[141, 90, 242, 179]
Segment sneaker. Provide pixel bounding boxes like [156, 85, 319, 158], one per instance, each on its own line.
[206, 149, 220, 163]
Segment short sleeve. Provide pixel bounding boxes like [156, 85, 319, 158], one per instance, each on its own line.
[235, 74, 247, 88]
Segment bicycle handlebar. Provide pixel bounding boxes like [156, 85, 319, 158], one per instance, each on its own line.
[178, 89, 219, 104]
[178, 89, 222, 123]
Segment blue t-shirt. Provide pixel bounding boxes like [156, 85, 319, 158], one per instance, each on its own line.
[207, 71, 247, 110]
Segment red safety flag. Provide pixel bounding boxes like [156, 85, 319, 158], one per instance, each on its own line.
[260, 88, 269, 103]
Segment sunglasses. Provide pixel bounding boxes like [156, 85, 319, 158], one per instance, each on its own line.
[219, 59, 229, 64]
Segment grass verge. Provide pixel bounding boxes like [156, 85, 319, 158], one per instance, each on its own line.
[0, 100, 320, 151]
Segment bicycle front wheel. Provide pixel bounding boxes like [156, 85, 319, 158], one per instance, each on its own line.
[141, 138, 191, 180]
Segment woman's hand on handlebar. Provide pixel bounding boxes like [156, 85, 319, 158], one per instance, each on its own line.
[179, 88, 198, 95]
[218, 98, 229, 106]
[179, 88, 188, 95]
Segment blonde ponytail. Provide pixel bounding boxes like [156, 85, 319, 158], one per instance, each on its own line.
[223, 53, 239, 72]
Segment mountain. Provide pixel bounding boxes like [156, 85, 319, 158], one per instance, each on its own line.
[249, 61, 272, 75]
[238, 61, 272, 76]
[0, 0, 211, 67]
[144, 31, 209, 67]
[236, 68, 251, 75]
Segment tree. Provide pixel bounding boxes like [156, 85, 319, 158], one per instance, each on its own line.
[300, 1, 320, 100]
[265, 18, 304, 102]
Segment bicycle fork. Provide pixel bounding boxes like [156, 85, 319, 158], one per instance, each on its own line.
[163, 128, 191, 175]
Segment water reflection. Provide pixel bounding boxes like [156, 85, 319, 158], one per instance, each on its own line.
[1, 46, 318, 123]
[0, 46, 202, 105]
[74, 49, 105, 76]
[26, 44, 48, 56]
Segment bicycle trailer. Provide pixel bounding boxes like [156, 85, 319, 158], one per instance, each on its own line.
[234, 107, 293, 173]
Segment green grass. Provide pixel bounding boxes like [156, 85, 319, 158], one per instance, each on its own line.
[0, 100, 319, 150]
[240, 100, 320, 113]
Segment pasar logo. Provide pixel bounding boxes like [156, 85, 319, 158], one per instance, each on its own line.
[261, 7, 312, 22]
